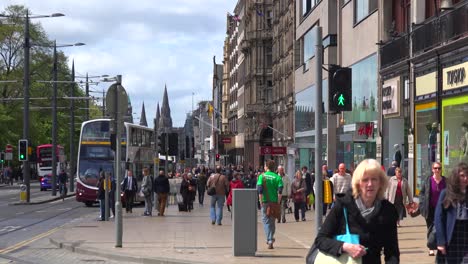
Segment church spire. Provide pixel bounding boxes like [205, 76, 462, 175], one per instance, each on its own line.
[139, 102, 148, 127]
[154, 102, 160, 131]
[158, 84, 173, 132]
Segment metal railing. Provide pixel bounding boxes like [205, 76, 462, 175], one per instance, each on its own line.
[412, 2, 468, 55]
[380, 34, 409, 68]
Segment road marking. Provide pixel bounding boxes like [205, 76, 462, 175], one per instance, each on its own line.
[0, 226, 21, 233]
[0, 225, 64, 254]
[15, 212, 25, 215]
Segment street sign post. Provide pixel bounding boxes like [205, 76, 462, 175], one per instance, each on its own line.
[105, 76, 127, 248]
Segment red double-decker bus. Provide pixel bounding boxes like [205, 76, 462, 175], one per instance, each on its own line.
[36, 144, 65, 178]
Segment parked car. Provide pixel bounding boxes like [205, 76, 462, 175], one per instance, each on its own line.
[40, 174, 59, 191]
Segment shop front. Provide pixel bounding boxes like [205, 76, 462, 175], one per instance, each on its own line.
[441, 60, 468, 175]
[414, 70, 438, 195]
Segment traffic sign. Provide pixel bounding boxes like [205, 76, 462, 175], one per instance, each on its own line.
[105, 83, 129, 117]
[5, 153, 12, 161]
[5, 144, 13, 153]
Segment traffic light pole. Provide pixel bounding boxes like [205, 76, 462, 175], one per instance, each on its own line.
[314, 26, 324, 233]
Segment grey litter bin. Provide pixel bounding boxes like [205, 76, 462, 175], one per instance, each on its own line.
[232, 189, 257, 256]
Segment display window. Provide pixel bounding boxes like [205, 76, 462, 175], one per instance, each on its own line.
[414, 102, 437, 195]
[441, 95, 468, 176]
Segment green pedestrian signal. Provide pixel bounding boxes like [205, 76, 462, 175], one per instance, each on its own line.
[338, 94, 345, 106]
[328, 65, 352, 112]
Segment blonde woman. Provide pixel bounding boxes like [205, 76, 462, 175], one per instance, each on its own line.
[314, 159, 399, 264]
[386, 167, 414, 226]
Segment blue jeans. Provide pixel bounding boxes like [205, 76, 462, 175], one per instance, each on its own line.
[261, 204, 276, 243]
[99, 199, 105, 220]
[210, 195, 225, 224]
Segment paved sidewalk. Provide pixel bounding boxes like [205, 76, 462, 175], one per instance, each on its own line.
[47, 200, 437, 264]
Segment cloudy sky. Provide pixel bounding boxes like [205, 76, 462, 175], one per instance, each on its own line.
[2, 0, 237, 127]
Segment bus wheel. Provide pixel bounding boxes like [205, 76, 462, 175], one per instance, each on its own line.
[85, 202, 93, 207]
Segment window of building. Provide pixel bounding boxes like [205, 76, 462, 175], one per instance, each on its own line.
[302, 0, 321, 17]
[303, 26, 316, 65]
[355, 0, 377, 24]
[343, 54, 378, 124]
[415, 103, 437, 195]
[442, 96, 468, 176]
[266, 46, 272, 68]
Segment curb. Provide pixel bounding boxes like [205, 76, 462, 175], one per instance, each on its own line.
[49, 238, 206, 264]
[9, 193, 76, 206]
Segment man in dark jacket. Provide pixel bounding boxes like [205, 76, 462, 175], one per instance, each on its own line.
[153, 170, 170, 216]
[121, 170, 138, 213]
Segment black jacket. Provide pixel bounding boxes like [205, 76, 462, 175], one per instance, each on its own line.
[153, 175, 170, 194]
[121, 176, 138, 192]
[314, 192, 400, 264]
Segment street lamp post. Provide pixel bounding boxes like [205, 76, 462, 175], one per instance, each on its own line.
[11, 9, 64, 202]
[51, 41, 85, 196]
[70, 61, 75, 193]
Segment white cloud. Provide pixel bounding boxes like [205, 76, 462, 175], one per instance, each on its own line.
[2, 0, 237, 127]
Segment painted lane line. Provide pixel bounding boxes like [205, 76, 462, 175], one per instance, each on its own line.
[0, 224, 64, 254]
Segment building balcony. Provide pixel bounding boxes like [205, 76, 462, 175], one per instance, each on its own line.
[412, 2, 468, 55]
[246, 30, 272, 41]
[380, 34, 409, 69]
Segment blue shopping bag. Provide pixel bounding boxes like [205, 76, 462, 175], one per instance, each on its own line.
[335, 207, 360, 245]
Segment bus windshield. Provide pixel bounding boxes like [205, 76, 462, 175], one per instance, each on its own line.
[78, 160, 114, 187]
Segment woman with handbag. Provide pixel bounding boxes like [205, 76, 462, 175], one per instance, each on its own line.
[419, 161, 446, 256]
[434, 162, 468, 263]
[312, 159, 399, 264]
[291, 170, 307, 221]
[386, 167, 414, 226]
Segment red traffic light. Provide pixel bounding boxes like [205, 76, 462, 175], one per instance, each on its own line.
[216, 154, 220, 161]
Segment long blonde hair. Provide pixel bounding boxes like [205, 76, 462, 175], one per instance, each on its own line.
[351, 159, 388, 200]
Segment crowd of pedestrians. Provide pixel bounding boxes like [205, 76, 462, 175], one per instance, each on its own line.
[90, 158, 467, 263]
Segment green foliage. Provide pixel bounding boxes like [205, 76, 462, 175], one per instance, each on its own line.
[0, 4, 90, 159]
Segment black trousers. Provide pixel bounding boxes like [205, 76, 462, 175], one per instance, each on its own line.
[198, 186, 206, 205]
[124, 190, 135, 212]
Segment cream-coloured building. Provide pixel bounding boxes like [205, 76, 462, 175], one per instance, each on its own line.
[294, 0, 379, 171]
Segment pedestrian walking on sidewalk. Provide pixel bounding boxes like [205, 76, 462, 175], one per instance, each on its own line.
[121, 170, 138, 213]
[226, 171, 245, 218]
[419, 161, 446, 256]
[154, 170, 170, 216]
[386, 167, 414, 226]
[291, 170, 307, 222]
[206, 166, 229, 225]
[141, 167, 153, 216]
[257, 160, 283, 249]
[434, 162, 468, 263]
[278, 165, 291, 223]
[180, 173, 192, 212]
[197, 166, 208, 206]
[96, 171, 106, 221]
[330, 163, 352, 199]
[313, 159, 399, 264]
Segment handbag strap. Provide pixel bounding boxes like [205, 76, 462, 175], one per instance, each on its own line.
[212, 173, 220, 187]
[343, 207, 351, 235]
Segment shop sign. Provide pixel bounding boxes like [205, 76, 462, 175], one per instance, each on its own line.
[221, 138, 231, 144]
[382, 77, 400, 117]
[260, 146, 286, 155]
[415, 72, 437, 96]
[443, 61, 468, 91]
[354, 122, 374, 141]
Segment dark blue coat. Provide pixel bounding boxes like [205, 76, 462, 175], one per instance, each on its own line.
[434, 189, 457, 247]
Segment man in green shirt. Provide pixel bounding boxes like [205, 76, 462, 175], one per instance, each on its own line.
[257, 160, 283, 249]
